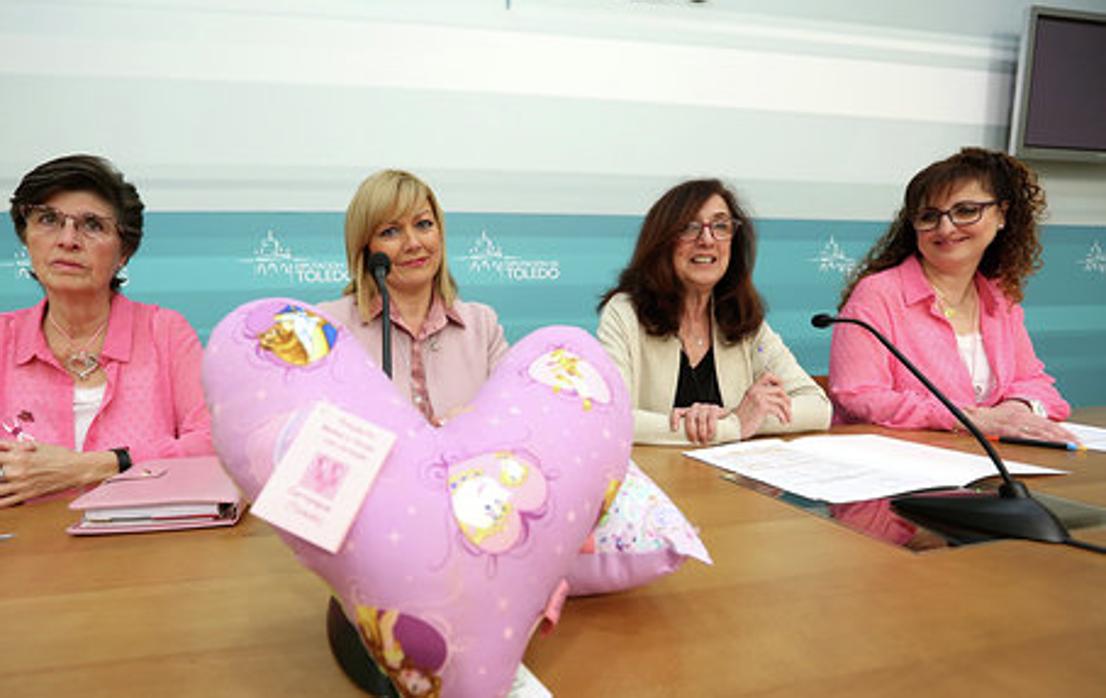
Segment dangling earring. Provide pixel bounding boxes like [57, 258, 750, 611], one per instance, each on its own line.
[115, 264, 130, 287]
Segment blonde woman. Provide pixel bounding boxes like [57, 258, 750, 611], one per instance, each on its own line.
[318, 170, 508, 425]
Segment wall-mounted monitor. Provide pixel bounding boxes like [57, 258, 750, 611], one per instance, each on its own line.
[1008, 6, 1106, 163]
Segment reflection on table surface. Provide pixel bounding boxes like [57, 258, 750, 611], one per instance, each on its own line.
[721, 469, 1106, 553]
[2, 409, 1105, 697]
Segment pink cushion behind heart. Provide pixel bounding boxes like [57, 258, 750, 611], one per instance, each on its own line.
[566, 461, 712, 596]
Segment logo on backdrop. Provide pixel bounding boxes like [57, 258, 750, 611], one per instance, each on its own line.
[809, 236, 856, 275]
[242, 230, 349, 286]
[2, 247, 33, 280]
[456, 230, 560, 282]
[1, 247, 129, 287]
[1079, 240, 1106, 275]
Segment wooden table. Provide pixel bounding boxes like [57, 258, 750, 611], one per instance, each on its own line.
[4, 410, 1105, 697]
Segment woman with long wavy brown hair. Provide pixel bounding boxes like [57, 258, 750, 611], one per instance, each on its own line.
[829, 147, 1072, 440]
[598, 178, 829, 445]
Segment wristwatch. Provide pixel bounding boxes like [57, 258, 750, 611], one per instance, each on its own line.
[111, 447, 133, 474]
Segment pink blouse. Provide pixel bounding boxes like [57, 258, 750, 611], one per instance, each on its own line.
[828, 255, 1069, 430]
[316, 295, 508, 423]
[1, 295, 213, 461]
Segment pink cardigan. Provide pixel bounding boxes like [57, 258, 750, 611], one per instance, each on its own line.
[828, 255, 1069, 430]
[1, 295, 213, 461]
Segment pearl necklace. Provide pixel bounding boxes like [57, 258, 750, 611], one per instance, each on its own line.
[48, 314, 108, 381]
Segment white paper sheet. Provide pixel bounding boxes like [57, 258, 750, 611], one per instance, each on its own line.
[1063, 422, 1106, 452]
[509, 664, 552, 698]
[685, 434, 1066, 504]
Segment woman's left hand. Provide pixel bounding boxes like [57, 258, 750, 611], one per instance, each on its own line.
[733, 372, 792, 439]
[965, 401, 1078, 442]
[671, 403, 730, 445]
[0, 441, 115, 508]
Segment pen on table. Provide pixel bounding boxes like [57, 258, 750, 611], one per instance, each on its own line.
[989, 435, 1085, 451]
[0, 533, 15, 541]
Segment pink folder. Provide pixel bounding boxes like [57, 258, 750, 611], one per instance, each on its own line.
[67, 456, 244, 536]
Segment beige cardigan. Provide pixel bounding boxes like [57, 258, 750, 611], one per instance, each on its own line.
[597, 293, 831, 445]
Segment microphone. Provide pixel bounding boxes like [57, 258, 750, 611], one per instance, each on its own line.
[322, 251, 403, 695]
[366, 251, 391, 279]
[811, 313, 1072, 545]
[366, 252, 393, 379]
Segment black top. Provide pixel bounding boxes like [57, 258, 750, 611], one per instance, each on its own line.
[673, 348, 723, 408]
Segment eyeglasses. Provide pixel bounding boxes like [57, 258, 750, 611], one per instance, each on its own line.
[912, 201, 998, 232]
[21, 204, 119, 241]
[678, 217, 738, 242]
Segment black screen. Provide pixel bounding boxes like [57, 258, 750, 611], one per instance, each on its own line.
[1023, 15, 1106, 151]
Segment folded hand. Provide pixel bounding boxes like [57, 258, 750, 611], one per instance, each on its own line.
[670, 403, 729, 445]
[0, 441, 112, 508]
[733, 372, 792, 439]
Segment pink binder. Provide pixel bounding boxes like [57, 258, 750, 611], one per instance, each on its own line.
[67, 456, 244, 535]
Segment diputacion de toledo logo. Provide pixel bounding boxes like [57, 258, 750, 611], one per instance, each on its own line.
[457, 230, 560, 282]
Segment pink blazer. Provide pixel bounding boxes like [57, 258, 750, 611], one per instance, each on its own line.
[828, 255, 1069, 430]
[1, 295, 213, 461]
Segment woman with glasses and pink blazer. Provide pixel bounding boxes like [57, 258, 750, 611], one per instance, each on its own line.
[0, 155, 212, 507]
[829, 148, 1073, 441]
[597, 178, 830, 446]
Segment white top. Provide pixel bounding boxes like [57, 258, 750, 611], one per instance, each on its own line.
[955, 332, 993, 404]
[73, 385, 106, 451]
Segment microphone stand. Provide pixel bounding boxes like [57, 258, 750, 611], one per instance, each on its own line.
[369, 252, 393, 378]
[811, 313, 1097, 548]
[326, 252, 399, 695]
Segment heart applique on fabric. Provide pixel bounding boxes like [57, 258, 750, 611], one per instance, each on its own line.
[203, 299, 631, 697]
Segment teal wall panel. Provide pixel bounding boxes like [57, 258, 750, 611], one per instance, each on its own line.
[4, 213, 1102, 406]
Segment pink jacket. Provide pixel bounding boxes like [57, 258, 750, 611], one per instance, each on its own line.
[828, 255, 1069, 430]
[1, 295, 213, 461]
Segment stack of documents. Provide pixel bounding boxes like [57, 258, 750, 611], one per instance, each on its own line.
[686, 434, 1066, 504]
[68, 456, 243, 535]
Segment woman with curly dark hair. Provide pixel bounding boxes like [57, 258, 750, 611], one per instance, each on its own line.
[828, 147, 1073, 440]
[598, 178, 829, 445]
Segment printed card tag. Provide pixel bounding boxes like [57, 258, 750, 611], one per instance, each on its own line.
[252, 402, 395, 553]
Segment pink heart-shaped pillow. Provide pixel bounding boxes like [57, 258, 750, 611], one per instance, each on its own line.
[202, 299, 631, 697]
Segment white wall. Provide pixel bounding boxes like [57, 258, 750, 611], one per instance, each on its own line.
[2, 0, 1104, 222]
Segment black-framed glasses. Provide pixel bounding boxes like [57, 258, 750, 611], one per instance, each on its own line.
[912, 200, 998, 232]
[21, 204, 119, 240]
[678, 216, 738, 242]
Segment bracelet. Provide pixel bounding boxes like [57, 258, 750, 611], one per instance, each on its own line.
[111, 447, 133, 474]
[1023, 398, 1048, 418]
